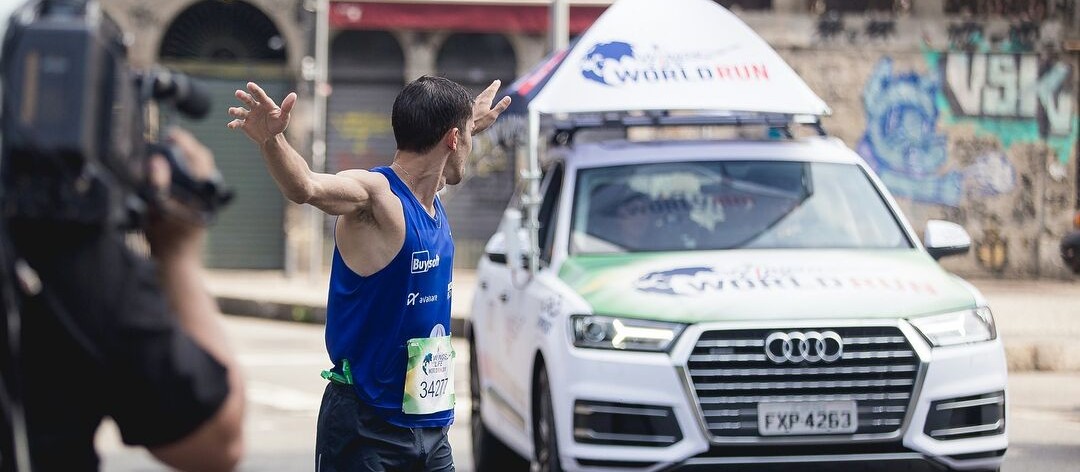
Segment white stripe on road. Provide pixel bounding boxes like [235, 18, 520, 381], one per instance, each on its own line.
[248, 381, 323, 412]
[239, 352, 330, 367]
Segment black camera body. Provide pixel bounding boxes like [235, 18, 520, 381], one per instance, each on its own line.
[0, 0, 228, 228]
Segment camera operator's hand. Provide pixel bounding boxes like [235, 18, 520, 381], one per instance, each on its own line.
[227, 82, 297, 145]
[145, 128, 216, 259]
[144, 128, 246, 471]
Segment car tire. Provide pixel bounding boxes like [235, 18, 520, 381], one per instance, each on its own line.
[533, 367, 563, 472]
[470, 339, 527, 472]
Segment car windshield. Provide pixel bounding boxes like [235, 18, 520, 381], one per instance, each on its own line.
[571, 160, 910, 253]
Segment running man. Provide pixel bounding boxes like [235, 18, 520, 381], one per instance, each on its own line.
[228, 76, 510, 471]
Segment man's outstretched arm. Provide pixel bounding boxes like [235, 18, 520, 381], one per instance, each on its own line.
[228, 82, 383, 216]
[257, 132, 384, 216]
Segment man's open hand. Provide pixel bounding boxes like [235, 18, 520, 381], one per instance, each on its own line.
[472, 80, 512, 136]
[227, 82, 297, 144]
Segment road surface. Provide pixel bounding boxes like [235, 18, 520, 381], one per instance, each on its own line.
[97, 316, 1080, 471]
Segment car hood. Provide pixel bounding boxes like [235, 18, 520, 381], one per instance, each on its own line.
[557, 250, 976, 323]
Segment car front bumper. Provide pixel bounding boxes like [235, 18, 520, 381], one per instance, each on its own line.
[552, 320, 1008, 472]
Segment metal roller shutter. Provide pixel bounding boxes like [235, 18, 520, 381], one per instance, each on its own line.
[173, 77, 287, 269]
[326, 82, 400, 173]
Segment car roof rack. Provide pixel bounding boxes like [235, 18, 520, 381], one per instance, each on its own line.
[548, 111, 828, 146]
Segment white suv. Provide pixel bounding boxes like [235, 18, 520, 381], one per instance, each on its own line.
[468, 135, 1007, 472]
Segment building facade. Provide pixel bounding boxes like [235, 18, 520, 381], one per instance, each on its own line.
[101, 0, 1079, 278]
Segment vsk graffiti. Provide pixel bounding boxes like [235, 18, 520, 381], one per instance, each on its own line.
[858, 55, 1076, 207]
[943, 53, 1074, 141]
[858, 53, 1077, 275]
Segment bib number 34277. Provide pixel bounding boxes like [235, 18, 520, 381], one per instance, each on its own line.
[403, 335, 455, 415]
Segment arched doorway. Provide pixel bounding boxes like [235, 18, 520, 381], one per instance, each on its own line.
[436, 33, 518, 266]
[159, 0, 289, 269]
[159, 0, 287, 61]
[436, 33, 517, 93]
[326, 30, 405, 174]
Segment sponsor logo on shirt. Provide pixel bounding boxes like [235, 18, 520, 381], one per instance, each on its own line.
[411, 251, 441, 274]
[407, 291, 439, 306]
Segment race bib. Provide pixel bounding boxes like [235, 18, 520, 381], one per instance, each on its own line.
[403, 335, 456, 415]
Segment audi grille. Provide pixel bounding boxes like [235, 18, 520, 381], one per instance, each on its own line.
[686, 326, 920, 440]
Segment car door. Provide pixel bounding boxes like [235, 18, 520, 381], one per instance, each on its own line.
[473, 209, 524, 439]
[494, 163, 565, 429]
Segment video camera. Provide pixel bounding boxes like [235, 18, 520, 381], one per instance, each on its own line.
[0, 0, 232, 228]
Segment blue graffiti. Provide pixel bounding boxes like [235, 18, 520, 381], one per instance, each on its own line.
[857, 58, 964, 206]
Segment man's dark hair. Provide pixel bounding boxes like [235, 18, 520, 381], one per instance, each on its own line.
[392, 76, 473, 153]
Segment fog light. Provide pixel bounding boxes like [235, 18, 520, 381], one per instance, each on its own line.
[573, 400, 681, 447]
[924, 391, 1005, 440]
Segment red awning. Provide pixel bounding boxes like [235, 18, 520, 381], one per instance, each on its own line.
[330, 2, 606, 34]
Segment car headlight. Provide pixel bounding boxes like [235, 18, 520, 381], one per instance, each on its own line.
[908, 307, 996, 347]
[570, 315, 686, 352]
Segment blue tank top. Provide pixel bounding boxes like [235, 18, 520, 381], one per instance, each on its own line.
[325, 166, 454, 428]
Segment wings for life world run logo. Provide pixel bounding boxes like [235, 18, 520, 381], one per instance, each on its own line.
[422, 351, 452, 376]
[635, 266, 940, 296]
[579, 40, 769, 87]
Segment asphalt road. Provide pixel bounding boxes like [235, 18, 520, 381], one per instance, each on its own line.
[96, 315, 1080, 471]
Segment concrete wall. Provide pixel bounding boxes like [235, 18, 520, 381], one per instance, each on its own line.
[785, 49, 1077, 279]
[732, 11, 1077, 278]
[471, 10, 1079, 278]
[99, 0, 1079, 278]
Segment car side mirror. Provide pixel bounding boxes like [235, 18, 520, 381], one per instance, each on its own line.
[484, 232, 509, 264]
[485, 209, 529, 269]
[924, 220, 972, 260]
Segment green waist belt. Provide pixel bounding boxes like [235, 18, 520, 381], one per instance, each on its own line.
[321, 359, 354, 386]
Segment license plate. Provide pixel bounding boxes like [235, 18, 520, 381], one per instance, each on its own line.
[757, 401, 858, 436]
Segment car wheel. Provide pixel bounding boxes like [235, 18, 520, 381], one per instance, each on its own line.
[470, 339, 527, 472]
[533, 367, 563, 472]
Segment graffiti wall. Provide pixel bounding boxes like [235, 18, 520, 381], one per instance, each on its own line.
[781, 47, 1077, 278]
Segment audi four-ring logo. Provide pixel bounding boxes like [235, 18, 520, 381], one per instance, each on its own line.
[764, 331, 844, 364]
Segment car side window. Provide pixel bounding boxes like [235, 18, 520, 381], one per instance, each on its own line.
[537, 163, 564, 264]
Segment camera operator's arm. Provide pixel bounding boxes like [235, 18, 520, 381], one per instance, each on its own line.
[228, 82, 384, 216]
[143, 130, 245, 472]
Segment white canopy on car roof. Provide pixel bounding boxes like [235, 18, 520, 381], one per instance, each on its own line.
[511, 0, 832, 273]
[509, 0, 830, 116]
